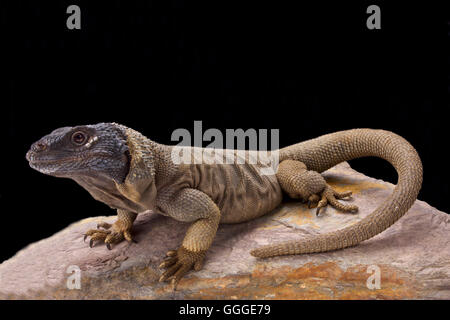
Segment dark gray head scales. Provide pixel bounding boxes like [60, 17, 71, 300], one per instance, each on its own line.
[26, 123, 130, 183]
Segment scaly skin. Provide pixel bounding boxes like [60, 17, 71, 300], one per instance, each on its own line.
[26, 124, 423, 289]
[251, 129, 423, 257]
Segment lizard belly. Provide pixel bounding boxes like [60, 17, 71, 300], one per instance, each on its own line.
[194, 162, 283, 223]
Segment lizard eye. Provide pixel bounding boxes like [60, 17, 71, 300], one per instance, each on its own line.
[71, 131, 88, 145]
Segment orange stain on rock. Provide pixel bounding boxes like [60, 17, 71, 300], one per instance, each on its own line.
[326, 177, 390, 195]
[177, 262, 418, 300]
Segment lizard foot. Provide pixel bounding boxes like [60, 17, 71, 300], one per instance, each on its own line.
[158, 246, 205, 290]
[83, 220, 136, 250]
[310, 185, 358, 216]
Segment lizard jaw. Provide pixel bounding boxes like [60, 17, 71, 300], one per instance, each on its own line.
[26, 151, 79, 175]
[27, 157, 67, 175]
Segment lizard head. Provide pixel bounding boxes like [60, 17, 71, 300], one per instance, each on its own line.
[26, 123, 131, 183]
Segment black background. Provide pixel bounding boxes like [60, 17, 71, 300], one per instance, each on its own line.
[2, 0, 448, 264]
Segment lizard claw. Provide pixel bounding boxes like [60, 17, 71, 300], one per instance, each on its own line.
[307, 194, 320, 209]
[313, 185, 358, 216]
[83, 220, 135, 250]
[158, 247, 205, 290]
[166, 250, 177, 257]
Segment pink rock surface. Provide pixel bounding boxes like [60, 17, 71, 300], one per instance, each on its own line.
[1, 163, 449, 299]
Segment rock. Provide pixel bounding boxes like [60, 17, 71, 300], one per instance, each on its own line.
[1, 162, 449, 299]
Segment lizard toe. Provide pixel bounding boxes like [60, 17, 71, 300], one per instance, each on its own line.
[97, 222, 112, 229]
[158, 246, 205, 290]
[83, 229, 110, 247]
[84, 219, 135, 250]
[159, 256, 177, 269]
[167, 264, 192, 290]
[159, 262, 181, 282]
[314, 185, 358, 216]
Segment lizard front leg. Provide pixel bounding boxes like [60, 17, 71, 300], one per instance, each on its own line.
[84, 209, 137, 249]
[277, 159, 358, 215]
[158, 188, 221, 289]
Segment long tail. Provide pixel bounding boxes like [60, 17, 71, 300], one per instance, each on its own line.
[251, 129, 423, 258]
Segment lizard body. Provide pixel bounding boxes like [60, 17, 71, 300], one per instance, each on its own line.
[26, 123, 422, 288]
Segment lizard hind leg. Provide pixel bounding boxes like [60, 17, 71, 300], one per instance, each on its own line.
[276, 159, 358, 215]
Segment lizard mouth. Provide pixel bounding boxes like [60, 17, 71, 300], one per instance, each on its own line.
[26, 150, 84, 175]
[26, 151, 74, 166]
[26, 150, 112, 165]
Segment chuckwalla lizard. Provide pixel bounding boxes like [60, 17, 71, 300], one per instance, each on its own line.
[26, 123, 423, 288]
